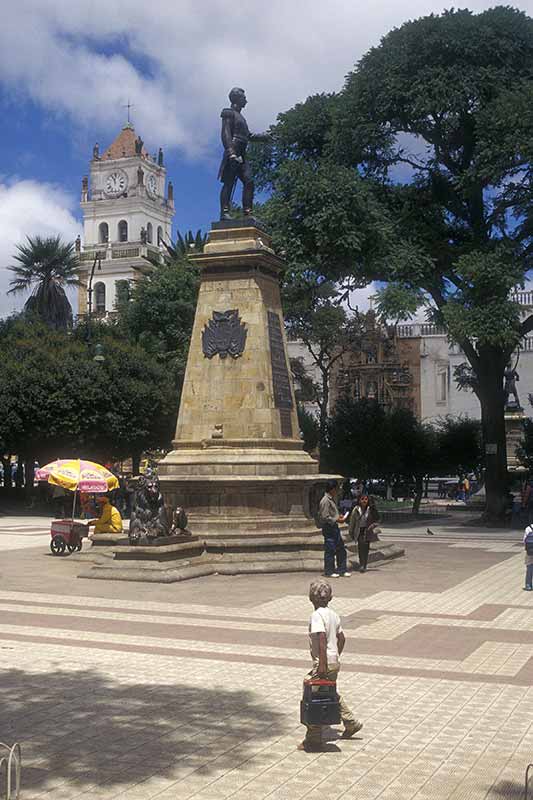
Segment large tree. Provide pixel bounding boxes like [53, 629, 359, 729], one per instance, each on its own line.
[7, 235, 81, 330]
[256, 7, 533, 521]
[0, 318, 176, 479]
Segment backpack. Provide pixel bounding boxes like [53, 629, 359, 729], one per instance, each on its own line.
[525, 526, 533, 556]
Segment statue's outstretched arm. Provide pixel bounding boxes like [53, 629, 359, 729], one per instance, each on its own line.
[249, 131, 273, 143]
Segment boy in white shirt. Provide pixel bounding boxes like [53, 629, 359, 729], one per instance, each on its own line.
[299, 579, 363, 751]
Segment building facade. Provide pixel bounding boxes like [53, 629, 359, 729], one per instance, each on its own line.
[397, 291, 533, 422]
[78, 122, 175, 315]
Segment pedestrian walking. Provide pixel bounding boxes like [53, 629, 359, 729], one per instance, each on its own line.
[318, 480, 350, 578]
[524, 524, 533, 591]
[348, 495, 380, 573]
[298, 579, 362, 751]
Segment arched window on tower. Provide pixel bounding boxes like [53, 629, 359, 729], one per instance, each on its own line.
[98, 222, 109, 243]
[157, 226, 163, 245]
[118, 220, 128, 242]
[94, 282, 106, 313]
[146, 222, 153, 244]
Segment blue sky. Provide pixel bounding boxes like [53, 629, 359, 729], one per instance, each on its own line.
[0, 0, 531, 316]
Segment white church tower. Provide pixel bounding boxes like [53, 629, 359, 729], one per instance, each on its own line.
[78, 121, 175, 315]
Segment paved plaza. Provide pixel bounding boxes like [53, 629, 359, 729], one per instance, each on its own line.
[1, 515, 533, 799]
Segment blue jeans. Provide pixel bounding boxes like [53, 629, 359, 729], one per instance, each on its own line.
[526, 564, 533, 589]
[322, 523, 347, 575]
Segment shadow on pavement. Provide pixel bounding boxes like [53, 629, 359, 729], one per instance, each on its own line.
[1, 666, 285, 794]
[489, 778, 525, 798]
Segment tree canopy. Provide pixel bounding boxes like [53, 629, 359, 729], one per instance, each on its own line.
[0, 318, 176, 466]
[256, 6, 533, 519]
[7, 235, 81, 330]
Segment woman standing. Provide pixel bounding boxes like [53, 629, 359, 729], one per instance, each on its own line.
[349, 495, 380, 573]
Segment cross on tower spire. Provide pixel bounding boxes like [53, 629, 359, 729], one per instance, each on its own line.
[123, 99, 134, 125]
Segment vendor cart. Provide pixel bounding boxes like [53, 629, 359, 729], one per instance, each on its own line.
[50, 519, 89, 555]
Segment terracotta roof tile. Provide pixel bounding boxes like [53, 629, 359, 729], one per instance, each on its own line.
[102, 124, 149, 160]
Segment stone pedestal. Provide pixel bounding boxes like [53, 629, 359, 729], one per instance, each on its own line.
[158, 219, 335, 538]
[505, 407, 526, 471]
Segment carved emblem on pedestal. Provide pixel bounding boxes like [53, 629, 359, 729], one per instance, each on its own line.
[202, 309, 247, 359]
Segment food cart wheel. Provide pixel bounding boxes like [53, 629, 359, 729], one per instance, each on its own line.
[50, 535, 66, 555]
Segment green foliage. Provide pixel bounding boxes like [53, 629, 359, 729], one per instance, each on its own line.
[432, 416, 483, 476]
[518, 418, 533, 472]
[0, 318, 176, 462]
[296, 405, 319, 453]
[255, 6, 533, 518]
[7, 235, 81, 330]
[115, 257, 200, 390]
[324, 399, 480, 486]
[374, 283, 426, 322]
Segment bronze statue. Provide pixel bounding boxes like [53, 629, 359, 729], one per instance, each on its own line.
[128, 473, 189, 545]
[135, 135, 144, 155]
[504, 363, 520, 408]
[92, 142, 99, 160]
[218, 87, 268, 220]
[137, 166, 144, 185]
[140, 226, 147, 244]
[158, 147, 164, 166]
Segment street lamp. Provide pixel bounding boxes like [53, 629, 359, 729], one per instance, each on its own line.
[93, 343, 105, 363]
[86, 253, 102, 343]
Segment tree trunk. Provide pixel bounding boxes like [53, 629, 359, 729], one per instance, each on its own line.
[24, 458, 35, 501]
[1, 456, 12, 489]
[132, 453, 141, 476]
[318, 368, 330, 471]
[413, 475, 424, 515]
[15, 460, 24, 490]
[477, 353, 508, 522]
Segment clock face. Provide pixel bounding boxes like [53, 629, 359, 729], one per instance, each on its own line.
[147, 174, 157, 196]
[105, 171, 128, 196]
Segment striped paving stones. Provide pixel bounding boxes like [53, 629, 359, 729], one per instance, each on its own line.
[1, 533, 533, 798]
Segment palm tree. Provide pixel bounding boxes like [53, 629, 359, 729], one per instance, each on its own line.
[8, 235, 82, 330]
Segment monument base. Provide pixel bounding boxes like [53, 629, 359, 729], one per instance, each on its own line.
[505, 407, 526, 471]
[75, 532, 404, 583]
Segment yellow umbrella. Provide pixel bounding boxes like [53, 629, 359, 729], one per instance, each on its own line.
[36, 459, 119, 492]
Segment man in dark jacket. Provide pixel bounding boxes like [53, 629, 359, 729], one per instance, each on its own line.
[318, 480, 350, 578]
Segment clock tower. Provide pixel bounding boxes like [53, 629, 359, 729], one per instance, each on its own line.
[78, 122, 175, 315]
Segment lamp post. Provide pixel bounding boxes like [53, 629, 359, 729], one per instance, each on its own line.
[86, 253, 102, 344]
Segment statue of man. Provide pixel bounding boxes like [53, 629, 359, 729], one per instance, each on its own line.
[504, 363, 520, 408]
[218, 87, 269, 220]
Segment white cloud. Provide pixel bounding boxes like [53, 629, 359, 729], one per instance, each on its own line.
[2, 0, 531, 157]
[347, 283, 379, 314]
[0, 180, 81, 316]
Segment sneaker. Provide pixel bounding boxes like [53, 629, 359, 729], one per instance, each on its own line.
[342, 720, 363, 738]
[330, 573, 340, 578]
[524, 586, 532, 591]
[341, 572, 352, 577]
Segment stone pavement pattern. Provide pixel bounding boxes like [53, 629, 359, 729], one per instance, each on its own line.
[1, 521, 533, 799]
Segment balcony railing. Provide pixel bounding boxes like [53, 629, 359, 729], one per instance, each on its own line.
[396, 323, 447, 338]
[79, 241, 162, 264]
